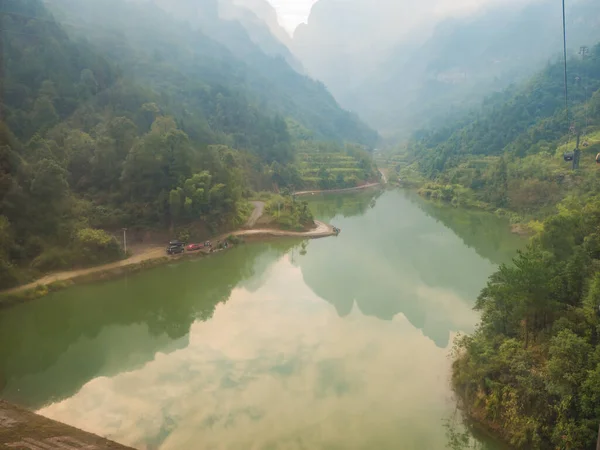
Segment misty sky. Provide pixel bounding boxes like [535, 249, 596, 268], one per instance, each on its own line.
[267, 0, 317, 33]
[267, 0, 532, 36]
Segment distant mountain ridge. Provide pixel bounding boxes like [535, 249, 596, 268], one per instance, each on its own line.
[220, 0, 300, 70]
[46, 0, 377, 146]
[292, 0, 600, 140]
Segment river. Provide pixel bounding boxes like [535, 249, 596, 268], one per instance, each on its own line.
[0, 189, 523, 450]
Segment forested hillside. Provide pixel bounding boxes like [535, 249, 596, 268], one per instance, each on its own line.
[47, 0, 377, 146]
[404, 42, 600, 219]
[0, 0, 377, 289]
[398, 37, 600, 450]
[453, 189, 600, 449]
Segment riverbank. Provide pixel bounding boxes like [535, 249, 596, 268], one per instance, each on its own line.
[381, 162, 537, 233]
[412, 182, 538, 236]
[450, 196, 600, 449]
[293, 182, 381, 196]
[0, 189, 521, 450]
[0, 220, 337, 307]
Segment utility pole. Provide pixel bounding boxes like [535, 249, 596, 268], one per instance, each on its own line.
[596, 423, 600, 450]
[122, 228, 128, 254]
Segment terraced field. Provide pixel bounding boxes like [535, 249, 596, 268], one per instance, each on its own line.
[374, 152, 410, 170]
[297, 150, 379, 189]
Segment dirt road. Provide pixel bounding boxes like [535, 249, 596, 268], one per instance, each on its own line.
[2, 246, 165, 296]
[379, 169, 388, 184]
[245, 201, 265, 228]
[2, 203, 334, 296]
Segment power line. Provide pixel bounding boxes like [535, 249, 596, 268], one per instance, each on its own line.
[561, 0, 581, 170]
[562, 0, 569, 126]
[579, 46, 590, 134]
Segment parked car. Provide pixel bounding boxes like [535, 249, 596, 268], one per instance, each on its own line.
[186, 243, 203, 251]
[167, 246, 184, 255]
[166, 240, 185, 255]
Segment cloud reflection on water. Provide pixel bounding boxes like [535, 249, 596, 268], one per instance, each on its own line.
[40, 257, 457, 450]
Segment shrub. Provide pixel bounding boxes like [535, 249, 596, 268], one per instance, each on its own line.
[74, 228, 123, 266]
[227, 235, 244, 245]
[0, 257, 19, 289]
[32, 247, 74, 271]
[176, 229, 191, 243]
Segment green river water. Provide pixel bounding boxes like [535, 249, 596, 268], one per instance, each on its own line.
[0, 189, 524, 450]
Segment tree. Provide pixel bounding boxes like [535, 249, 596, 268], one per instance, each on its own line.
[27, 158, 69, 235]
[163, 128, 192, 187]
[78, 68, 98, 99]
[181, 171, 211, 218]
[0, 216, 13, 257]
[64, 130, 95, 190]
[74, 228, 122, 265]
[106, 117, 137, 158]
[90, 136, 119, 191]
[30, 96, 59, 135]
[487, 156, 508, 207]
[121, 134, 164, 202]
[547, 329, 593, 396]
[169, 188, 183, 228]
[30, 158, 68, 205]
[138, 102, 160, 131]
[454, 195, 600, 449]
[0, 145, 16, 204]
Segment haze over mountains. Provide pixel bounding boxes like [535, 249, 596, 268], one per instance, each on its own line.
[50, 0, 600, 143]
[290, 0, 600, 140]
[59, 0, 600, 142]
[45, 0, 376, 144]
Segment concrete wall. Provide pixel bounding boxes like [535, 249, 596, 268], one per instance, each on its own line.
[0, 401, 134, 449]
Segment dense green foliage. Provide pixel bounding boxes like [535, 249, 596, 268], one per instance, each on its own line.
[406, 43, 600, 218]
[47, 0, 378, 147]
[453, 197, 600, 449]
[391, 33, 600, 450]
[0, 0, 377, 289]
[265, 195, 314, 231]
[402, 37, 600, 450]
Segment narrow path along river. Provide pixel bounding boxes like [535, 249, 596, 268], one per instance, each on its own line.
[0, 189, 524, 450]
[2, 201, 333, 296]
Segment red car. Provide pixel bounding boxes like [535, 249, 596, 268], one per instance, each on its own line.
[186, 243, 203, 252]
